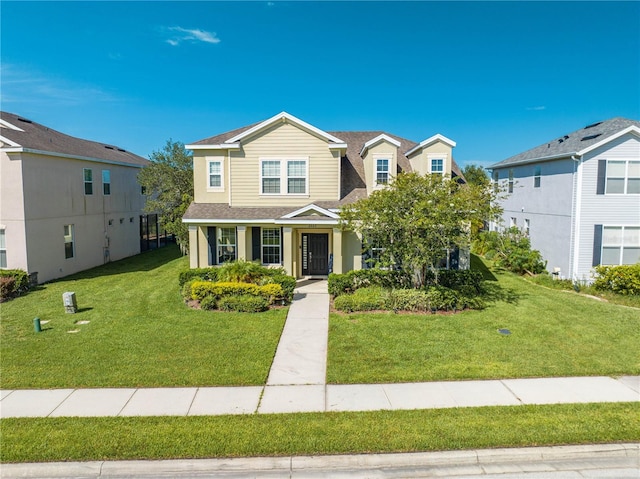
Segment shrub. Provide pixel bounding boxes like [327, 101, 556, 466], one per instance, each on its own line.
[218, 294, 269, 313]
[258, 283, 284, 304]
[217, 260, 273, 284]
[200, 295, 218, 311]
[593, 264, 640, 295]
[181, 280, 196, 301]
[261, 275, 296, 302]
[0, 277, 17, 301]
[385, 288, 430, 312]
[436, 270, 484, 293]
[0, 269, 30, 301]
[328, 273, 354, 297]
[328, 269, 411, 297]
[191, 281, 261, 301]
[473, 228, 546, 275]
[425, 286, 460, 311]
[178, 268, 218, 286]
[333, 286, 386, 312]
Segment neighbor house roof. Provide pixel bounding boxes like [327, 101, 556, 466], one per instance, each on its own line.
[0, 111, 149, 167]
[488, 117, 640, 169]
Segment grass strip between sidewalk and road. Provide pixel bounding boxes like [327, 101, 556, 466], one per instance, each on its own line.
[2, 403, 639, 463]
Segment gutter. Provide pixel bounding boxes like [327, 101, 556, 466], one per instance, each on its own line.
[487, 151, 578, 170]
[2, 147, 146, 168]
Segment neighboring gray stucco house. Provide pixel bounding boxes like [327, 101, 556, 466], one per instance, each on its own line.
[488, 118, 639, 282]
[0, 112, 149, 283]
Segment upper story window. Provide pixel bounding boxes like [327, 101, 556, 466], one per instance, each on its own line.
[606, 160, 640, 194]
[430, 158, 444, 175]
[508, 169, 514, 193]
[64, 224, 75, 259]
[534, 166, 541, 188]
[83, 168, 93, 195]
[217, 227, 236, 264]
[260, 158, 307, 195]
[492, 170, 499, 192]
[102, 170, 111, 195]
[207, 160, 223, 190]
[602, 226, 640, 265]
[0, 228, 6, 268]
[375, 158, 390, 185]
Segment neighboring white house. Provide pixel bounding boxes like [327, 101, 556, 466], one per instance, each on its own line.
[488, 117, 640, 282]
[0, 111, 149, 283]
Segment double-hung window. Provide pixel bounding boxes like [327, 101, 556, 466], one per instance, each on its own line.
[431, 158, 444, 175]
[262, 228, 281, 264]
[102, 170, 111, 195]
[375, 158, 390, 185]
[64, 224, 75, 259]
[84, 168, 93, 195]
[508, 169, 514, 193]
[606, 160, 640, 194]
[217, 227, 236, 264]
[207, 160, 223, 190]
[492, 170, 499, 192]
[260, 159, 307, 195]
[534, 166, 541, 188]
[0, 228, 6, 268]
[602, 226, 640, 265]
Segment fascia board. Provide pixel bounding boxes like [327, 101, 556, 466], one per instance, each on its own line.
[405, 134, 457, 157]
[359, 134, 402, 156]
[0, 135, 22, 147]
[0, 119, 25, 132]
[282, 204, 340, 219]
[577, 126, 640, 156]
[328, 143, 348, 149]
[186, 143, 240, 150]
[225, 111, 345, 145]
[182, 218, 339, 225]
[487, 152, 577, 170]
[1, 147, 145, 168]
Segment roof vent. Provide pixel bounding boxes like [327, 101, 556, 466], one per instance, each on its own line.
[104, 145, 114, 150]
[581, 133, 602, 141]
[117, 148, 126, 152]
[585, 121, 602, 129]
[17, 117, 33, 124]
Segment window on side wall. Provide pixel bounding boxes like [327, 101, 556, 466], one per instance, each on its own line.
[0, 228, 6, 268]
[510, 217, 517, 228]
[64, 224, 75, 259]
[534, 166, 541, 188]
[375, 158, 390, 185]
[102, 170, 111, 195]
[492, 170, 499, 192]
[217, 227, 236, 264]
[508, 169, 514, 193]
[602, 226, 640, 265]
[261, 228, 281, 264]
[524, 219, 530, 236]
[207, 160, 223, 190]
[430, 158, 444, 175]
[606, 160, 640, 194]
[84, 168, 93, 195]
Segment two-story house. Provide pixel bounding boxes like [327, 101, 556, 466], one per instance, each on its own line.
[183, 111, 463, 278]
[488, 118, 640, 282]
[0, 111, 150, 283]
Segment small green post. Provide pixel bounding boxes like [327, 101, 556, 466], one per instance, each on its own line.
[33, 317, 42, 333]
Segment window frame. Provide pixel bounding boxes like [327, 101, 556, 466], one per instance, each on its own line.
[259, 158, 308, 196]
[261, 227, 281, 265]
[492, 170, 499, 192]
[64, 224, 75, 259]
[430, 158, 444, 175]
[374, 157, 390, 186]
[605, 160, 640, 195]
[216, 227, 237, 264]
[533, 166, 541, 188]
[83, 168, 93, 195]
[102, 169, 111, 195]
[0, 228, 6, 268]
[508, 169, 514, 193]
[206, 159, 224, 191]
[601, 225, 640, 265]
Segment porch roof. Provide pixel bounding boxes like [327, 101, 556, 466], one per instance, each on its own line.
[183, 203, 341, 224]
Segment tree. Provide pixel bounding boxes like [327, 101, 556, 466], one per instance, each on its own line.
[462, 163, 490, 187]
[340, 173, 501, 288]
[138, 140, 193, 253]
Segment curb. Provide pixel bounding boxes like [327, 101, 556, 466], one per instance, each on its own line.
[2, 443, 638, 478]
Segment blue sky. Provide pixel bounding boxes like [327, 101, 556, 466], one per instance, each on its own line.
[2, 1, 639, 167]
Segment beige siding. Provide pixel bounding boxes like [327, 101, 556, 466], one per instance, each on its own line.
[193, 153, 228, 203]
[408, 141, 453, 176]
[362, 141, 398, 195]
[230, 122, 340, 206]
[342, 230, 362, 272]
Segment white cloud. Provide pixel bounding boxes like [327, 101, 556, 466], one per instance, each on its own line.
[526, 106, 546, 111]
[166, 26, 221, 46]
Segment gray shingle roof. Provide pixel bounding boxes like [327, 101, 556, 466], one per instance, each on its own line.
[489, 117, 640, 169]
[183, 203, 342, 221]
[1, 111, 148, 167]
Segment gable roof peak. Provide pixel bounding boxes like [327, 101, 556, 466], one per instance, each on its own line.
[405, 133, 456, 157]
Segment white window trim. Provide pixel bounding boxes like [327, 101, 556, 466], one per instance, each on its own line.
[601, 225, 640, 266]
[102, 169, 111, 195]
[605, 159, 640, 195]
[429, 158, 444, 174]
[216, 227, 237, 264]
[261, 227, 281, 265]
[206, 158, 224, 192]
[64, 224, 75, 260]
[0, 228, 6, 268]
[259, 157, 309, 197]
[533, 166, 541, 188]
[83, 168, 93, 195]
[373, 155, 390, 187]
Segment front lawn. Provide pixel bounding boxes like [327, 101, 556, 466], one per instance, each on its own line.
[328, 257, 640, 384]
[0, 246, 287, 389]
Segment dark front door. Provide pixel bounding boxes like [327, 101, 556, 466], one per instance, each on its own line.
[302, 233, 329, 275]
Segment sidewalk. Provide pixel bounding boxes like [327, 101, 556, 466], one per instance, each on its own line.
[2, 443, 639, 478]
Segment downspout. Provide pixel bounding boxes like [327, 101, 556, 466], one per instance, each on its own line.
[569, 154, 582, 280]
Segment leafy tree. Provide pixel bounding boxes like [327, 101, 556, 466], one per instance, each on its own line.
[138, 140, 193, 252]
[462, 164, 490, 187]
[340, 173, 501, 288]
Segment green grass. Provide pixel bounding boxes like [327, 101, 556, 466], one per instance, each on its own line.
[2, 403, 638, 463]
[0, 246, 287, 388]
[328, 257, 640, 384]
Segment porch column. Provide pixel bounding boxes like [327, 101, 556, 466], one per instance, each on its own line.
[188, 225, 199, 268]
[237, 226, 247, 261]
[283, 227, 293, 276]
[332, 228, 343, 274]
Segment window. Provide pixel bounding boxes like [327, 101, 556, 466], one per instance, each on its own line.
[508, 169, 514, 193]
[534, 166, 541, 188]
[602, 226, 640, 265]
[362, 234, 385, 269]
[260, 159, 307, 195]
[524, 219, 530, 236]
[102, 170, 111, 195]
[217, 227, 236, 264]
[83, 168, 93, 195]
[492, 170, 499, 192]
[64, 224, 74, 259]
[606, 160, 640, 194]
[510, 217, 517, 228]
[0, 228, 6, 268]
[431, 158, 444, 175]
[262, 228, 281, 264]
[375, 158, 390, 185]
[207, 160, 223, 189]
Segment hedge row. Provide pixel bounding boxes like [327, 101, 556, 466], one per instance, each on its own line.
[0, 269, 30, 302]
[593, 264, 640, 295]
[333, 286, 485, 313]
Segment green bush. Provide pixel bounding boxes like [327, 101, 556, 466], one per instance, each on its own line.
[328, 269, 411, 297]
[217, 260, 283, 284]
[258, 283, 284, 304]
[191, 281, 261, 301]
[436, 270, 484, 293]
[181, 280, 196, 301]
[328, 273, 354, 297]
[385, 289, 430, 312]
[0, 277, 17, 301]
[425, 286, 460, 311]
[593, 264, 640, 295]
[218, 294, 269, 312]
[199, 295, 218, 311]
[178, 268, 218, 286]
[473, 228, 546, 275]
[333, 286, 386, 312]
[261, 275, 296, 302]
[0, 269, 30, 301]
